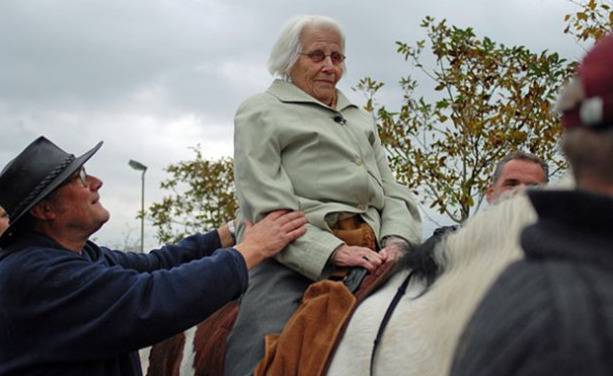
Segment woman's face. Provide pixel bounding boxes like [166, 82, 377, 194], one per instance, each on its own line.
[290, 25, 344, 107]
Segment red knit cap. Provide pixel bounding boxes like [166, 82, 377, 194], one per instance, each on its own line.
[559, 34, 613, 130]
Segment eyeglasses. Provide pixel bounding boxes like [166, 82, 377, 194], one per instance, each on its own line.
[299, 50, 346, 65]
[61, 167, 88, 188]
[76, 167, 88, 187]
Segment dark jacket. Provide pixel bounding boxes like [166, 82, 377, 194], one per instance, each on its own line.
[0, 231, 248, 376]
[451, 189, 613, 376]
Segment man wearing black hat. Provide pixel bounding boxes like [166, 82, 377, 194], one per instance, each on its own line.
[450, 35, 613, 375]
[0, 137, 307, 376]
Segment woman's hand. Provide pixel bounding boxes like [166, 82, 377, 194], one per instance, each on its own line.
[217, 220, 236, 248]
[331, 244, 384, 272]
[379, 236, 410, 262]
[234, 210, 307, 269]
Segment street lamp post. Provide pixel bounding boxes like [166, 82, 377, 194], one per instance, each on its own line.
[128, 159, 147, 252]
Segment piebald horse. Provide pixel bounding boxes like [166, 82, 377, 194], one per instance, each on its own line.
[328, 192, 536, 375]
[141, 191, 538, 375]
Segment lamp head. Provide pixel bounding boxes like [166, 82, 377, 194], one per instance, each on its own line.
[128, 160, 147, 171]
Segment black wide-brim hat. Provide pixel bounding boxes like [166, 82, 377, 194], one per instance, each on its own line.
[0, 136, 103, 244]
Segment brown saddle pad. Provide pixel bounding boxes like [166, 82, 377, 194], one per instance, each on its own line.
[145, 301, 238, 376]
[254, 259, 397, 376]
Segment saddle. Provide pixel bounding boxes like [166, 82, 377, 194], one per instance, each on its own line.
[254, 258, 397, 376]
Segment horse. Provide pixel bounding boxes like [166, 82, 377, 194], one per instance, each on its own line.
[140, 191, 538, 375]
[328, 192, 536, 375]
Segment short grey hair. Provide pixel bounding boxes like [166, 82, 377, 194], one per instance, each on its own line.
[563, 128, 613, 185]
[267, 15, 346, 80]
[491, 151, 549, 184]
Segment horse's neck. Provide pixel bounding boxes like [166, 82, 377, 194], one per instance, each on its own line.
[330, 194, 537, 376]
[327, 269, 423, 375]
[373, 195, 535, 376]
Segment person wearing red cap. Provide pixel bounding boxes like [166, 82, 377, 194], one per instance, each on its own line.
[0, 137, 307, 376]
[450, 35, 613, 376]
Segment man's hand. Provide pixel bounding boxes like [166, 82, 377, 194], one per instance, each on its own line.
[331, 244, 384, 272]
[234, 210, 307, 269]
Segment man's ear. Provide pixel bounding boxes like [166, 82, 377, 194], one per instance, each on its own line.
[30, 201, 57, 221]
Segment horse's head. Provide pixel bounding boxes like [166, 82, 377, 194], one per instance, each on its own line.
[400, 173, 575, 293]
[441, 173, 576, 273]
[401, 190, 538, 293]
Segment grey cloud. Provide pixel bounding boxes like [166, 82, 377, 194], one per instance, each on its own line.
[0, 0, 585, 247]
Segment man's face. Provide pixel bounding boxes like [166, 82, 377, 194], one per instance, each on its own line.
[0, 207, 8, 236]
[45, 168, 110, 236]
[486, 159, 547, 203]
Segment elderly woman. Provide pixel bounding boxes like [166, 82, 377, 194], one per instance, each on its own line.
[225, 15, 421, 375]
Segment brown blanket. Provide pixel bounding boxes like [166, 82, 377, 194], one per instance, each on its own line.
[254, 259, 397, 376]
[254, 280, 355, 376]
[253, 215, 397, 376]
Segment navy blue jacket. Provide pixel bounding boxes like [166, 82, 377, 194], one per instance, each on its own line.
[0, 231, 248, 376]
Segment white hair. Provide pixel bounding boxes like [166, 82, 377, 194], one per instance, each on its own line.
[267, 15, 346, 80]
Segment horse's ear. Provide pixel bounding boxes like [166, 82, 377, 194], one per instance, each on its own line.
[485, 185, 495, 204]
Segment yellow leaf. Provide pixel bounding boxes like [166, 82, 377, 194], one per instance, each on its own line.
[588, 0, 596, 10]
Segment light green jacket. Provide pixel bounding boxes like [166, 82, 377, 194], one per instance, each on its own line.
[234, 80, 421, 280]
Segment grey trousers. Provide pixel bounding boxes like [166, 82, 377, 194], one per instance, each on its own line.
[224, 259, 311, 376]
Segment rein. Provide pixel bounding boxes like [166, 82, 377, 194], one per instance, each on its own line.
[368, 225, 458, 375]
[369, 270, 415, 376]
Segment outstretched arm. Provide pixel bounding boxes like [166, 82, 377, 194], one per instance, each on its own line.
[235, 210, 307, 269]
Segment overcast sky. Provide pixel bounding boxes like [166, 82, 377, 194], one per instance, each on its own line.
[0, 0, 586, 249]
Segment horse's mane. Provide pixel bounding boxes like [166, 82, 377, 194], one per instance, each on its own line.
[438, 192, 536, 274]
[399, 225, 458, 293]
[442, 171, 578, 270]
[400, 190, 540, 293]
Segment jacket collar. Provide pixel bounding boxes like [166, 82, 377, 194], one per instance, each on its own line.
[1, 230, 76, 256]
[528, 189, 613, 236]
[267, 79, 357, 112]
[521, 189, 613, 268]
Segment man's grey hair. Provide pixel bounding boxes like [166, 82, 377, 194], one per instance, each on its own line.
[267, 15, 346, 80]
[563, 128, 613, 185]
[491, 151, 549, 184]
